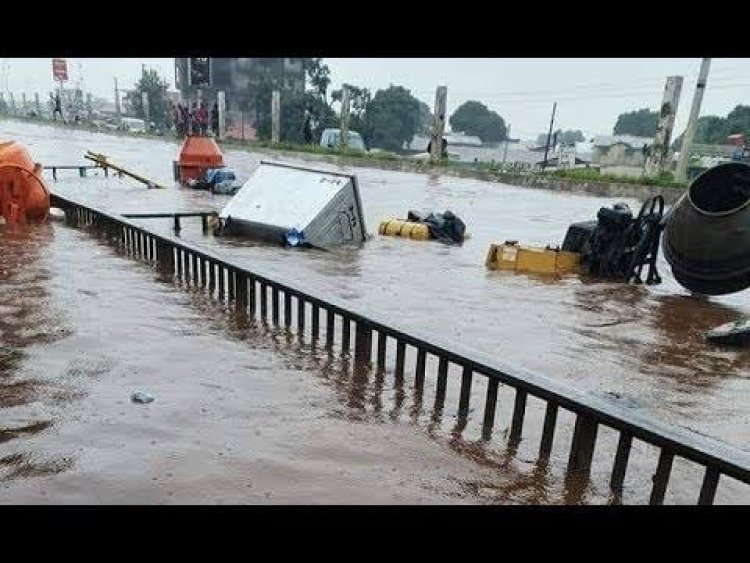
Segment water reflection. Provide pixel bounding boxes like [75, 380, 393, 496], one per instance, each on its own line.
[0, 223, 76, 481]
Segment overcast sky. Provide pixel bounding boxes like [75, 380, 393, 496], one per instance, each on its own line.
[3, 58, 750, 140]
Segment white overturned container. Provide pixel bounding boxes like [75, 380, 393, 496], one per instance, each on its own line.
[218, 161, 367, 249]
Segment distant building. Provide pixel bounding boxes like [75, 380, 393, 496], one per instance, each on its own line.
[591, 135, 653, 168]
[174, 58, 305, 112]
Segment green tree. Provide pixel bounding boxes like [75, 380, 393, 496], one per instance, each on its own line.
[536, 129, 584, 146]
[449, 100, 507, 143]
[613, 108, 659, 137]
[366, 85, 422, 152]
[302, 58, 331, 103]
[125, 68, 172, 129]
[673, 115, 728, 149]
[417, 100, 433, 135]
[725, 104, 750, 136]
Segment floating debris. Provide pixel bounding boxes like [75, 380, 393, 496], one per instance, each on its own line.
[131, 391, 155, 404]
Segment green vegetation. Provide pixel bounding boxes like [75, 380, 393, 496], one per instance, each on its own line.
[536, 129, 585, 146]
[544, 167, 684, 188]
[613, 108, 659, 137]
[449, 100, 507, 143]
[673, 104, 750, 148]
[125, 68, 172, 129]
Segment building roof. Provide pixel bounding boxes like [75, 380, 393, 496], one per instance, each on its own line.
[593, 135, 652, 149]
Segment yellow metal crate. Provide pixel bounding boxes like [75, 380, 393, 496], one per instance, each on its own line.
[486, 242, 580, 276]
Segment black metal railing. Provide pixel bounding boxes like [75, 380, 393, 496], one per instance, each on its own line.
[51, 192, 750, 505]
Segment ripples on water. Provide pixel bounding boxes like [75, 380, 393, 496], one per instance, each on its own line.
[1, 120, 748, 504]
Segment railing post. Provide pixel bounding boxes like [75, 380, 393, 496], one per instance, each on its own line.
[354, 320, 373, 365]
[414, 348, 426, 393]
[311, 303, 320, 340]
[539, 401, 559, 460]
[610, 432, 633, 494]
[395, 341, 406, 378]
[297, 297, 305, 333]
[377, 332, 387, 370]
[235, 271, 248, 313]
[341, 316, 351, 353]
[260, 282, 268, 321]
[434, 357, 448, 410]
[227, 267, 235, 301]
[457, 366, 473, 420]
[649, 450, 674, 505]
[218, 265, 225, 300]
[248, 276, 257, 318]
[482, 378, 499, 440]
[567, 413, 599, 478]
[282, 290, 290, 327]
[272, 287, 280, 325]
[325, 309, 335, 349]
[698, 467, 720, 506]
[509, 389, 528, 446]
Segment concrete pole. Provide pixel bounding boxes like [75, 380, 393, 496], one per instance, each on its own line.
[271, 90, 280, 144]
[645, 76, 684, 178]
[9, 92, 15, 115]
[503, 123, 511, 164]
[542, 102, 557, 170]
[217, 90, 226, 140]
[0, 92, 5, 113]
[114, 77, 122, 127]
[34, 92, 41, 116]
[430, 85, 447, 161]
[86, 92, 93, 121]
[142, 91, 150, 130]
[21, 92, 26, 114]
[339, 85, 351, 150]
[675, 59, 711, 183]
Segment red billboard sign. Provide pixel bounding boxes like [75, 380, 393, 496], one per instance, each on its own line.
[52, 58, 68, 82]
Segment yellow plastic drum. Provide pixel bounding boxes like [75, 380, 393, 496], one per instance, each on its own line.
[378, 219, 432, 241]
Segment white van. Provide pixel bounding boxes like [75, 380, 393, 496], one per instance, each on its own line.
[121, 117, 146, 134]
[320, 129, 366, 151]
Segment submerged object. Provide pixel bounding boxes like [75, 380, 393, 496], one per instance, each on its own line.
[184, 167, 242, 194]
[378, 210, 466, 244]
[663, 162, 750, 295]
[705, 318, 750, 346]
[378, 218, 431, 240]
[218, 161, 367, 249]
[173, 136, 225, 185]
[486, 241, 580, 276]
[562, 196, 664, 285]
[0, 140, 50, 224]
[131, 391, 155, 404]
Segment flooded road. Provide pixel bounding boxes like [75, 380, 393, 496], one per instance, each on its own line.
[1, 120, 748, 504]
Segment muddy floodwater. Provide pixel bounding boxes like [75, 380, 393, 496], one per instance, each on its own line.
[1, 120, 748, 504]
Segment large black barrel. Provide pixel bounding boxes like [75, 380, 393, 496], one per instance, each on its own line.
[662, 162, 750, 295]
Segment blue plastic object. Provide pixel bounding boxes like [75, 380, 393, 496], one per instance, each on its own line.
[285, 228, 305, 247]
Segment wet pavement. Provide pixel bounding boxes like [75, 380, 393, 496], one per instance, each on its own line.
[1, 120, 748, 504]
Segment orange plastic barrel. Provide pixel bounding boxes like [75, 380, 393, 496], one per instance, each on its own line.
[0, 141, 50, 224]
[175, 136, 225, 184]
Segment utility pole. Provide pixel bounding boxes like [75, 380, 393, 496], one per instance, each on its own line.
[34, 92, 40, 116]
[339, 85, 351, 150]
[271, 90, 280, 144]
[430, 85, 447, 161]
[645, 76, 683, 177]
[502, 123, 511, 165]
[675, 59, 711, 183]
[114, 77, 122, 127]
[542, 102, 557, 170]
[142, 91, 150, 131]
[217, 90, 226, 141]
